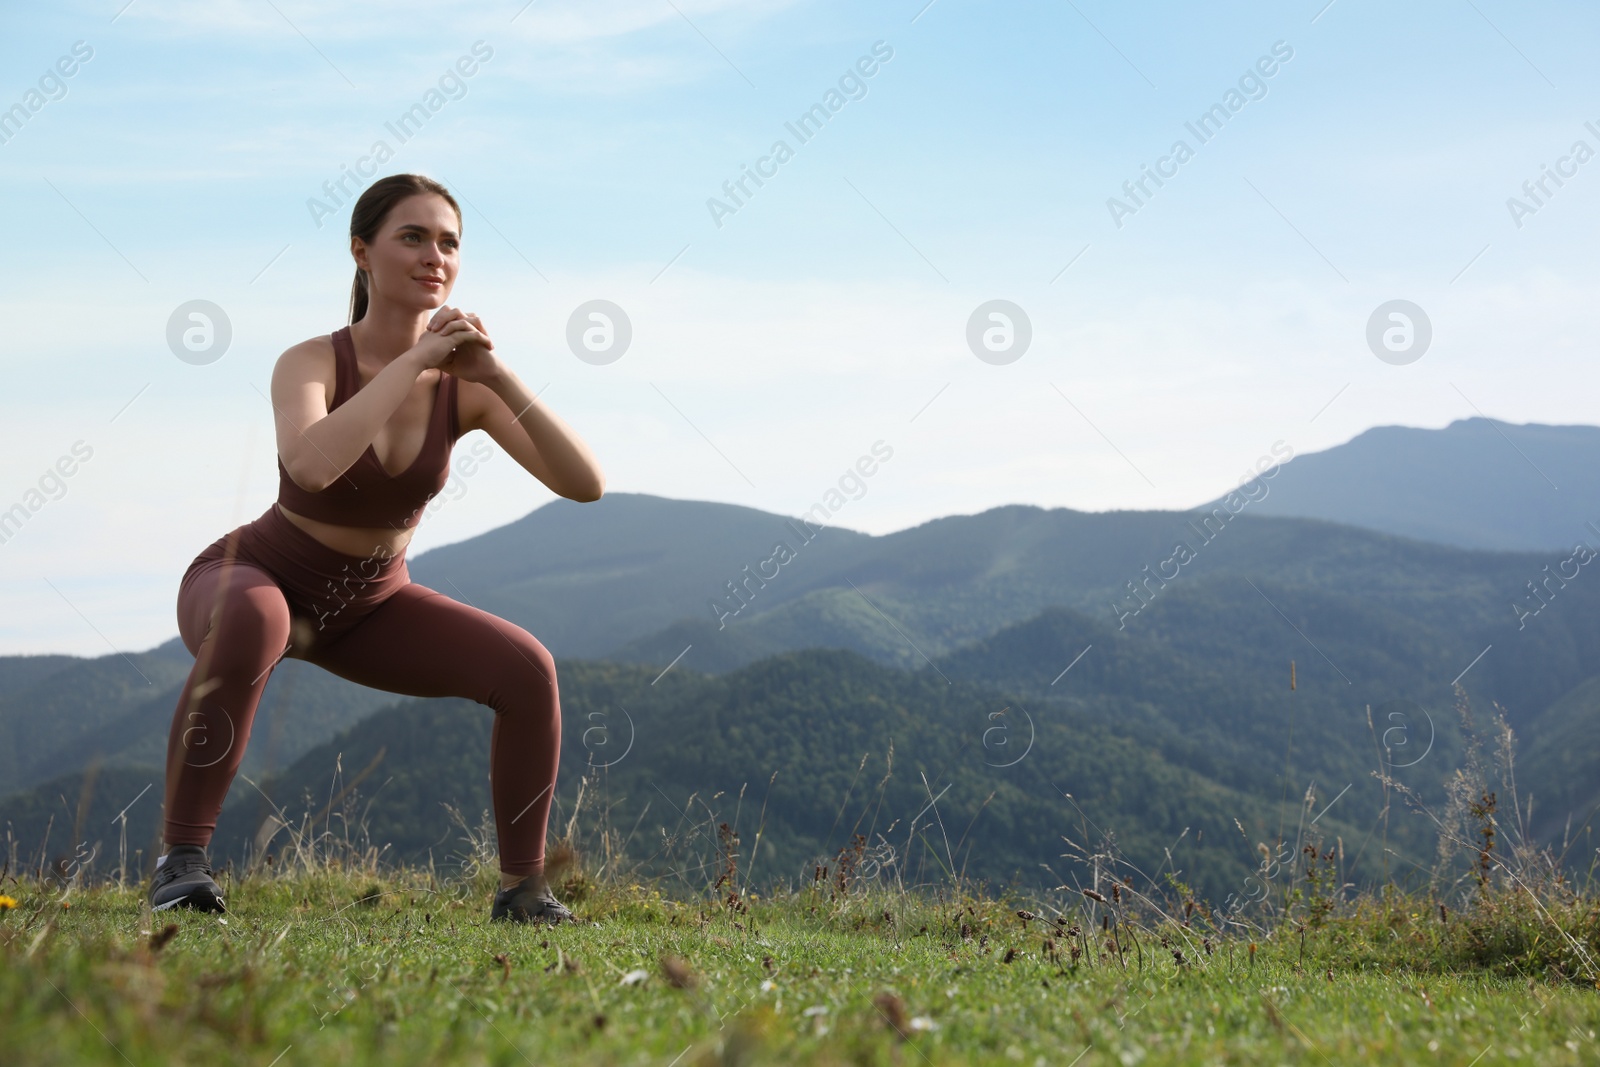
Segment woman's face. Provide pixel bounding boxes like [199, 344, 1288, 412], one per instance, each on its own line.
[352, 192, 461, 311]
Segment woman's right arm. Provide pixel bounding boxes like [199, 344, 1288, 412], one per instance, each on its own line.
[271, 322, 478, 492]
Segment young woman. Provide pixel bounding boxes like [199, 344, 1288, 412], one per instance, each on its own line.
[149, 174, 604, 923]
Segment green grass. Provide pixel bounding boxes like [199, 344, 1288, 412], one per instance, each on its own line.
[7, 858, 1600, 1067]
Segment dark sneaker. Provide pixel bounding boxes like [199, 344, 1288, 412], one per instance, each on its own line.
[490, 879, 572, 924]
[148, 844, 226, 913]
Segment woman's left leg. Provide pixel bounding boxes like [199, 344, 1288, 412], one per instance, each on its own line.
[301, 582, 560, 880]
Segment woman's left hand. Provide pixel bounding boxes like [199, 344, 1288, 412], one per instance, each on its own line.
[429, 308, 501, 383]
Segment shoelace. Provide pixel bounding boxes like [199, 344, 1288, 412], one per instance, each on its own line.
[158, 852, 213, 884]
[502, 884, 549, 904]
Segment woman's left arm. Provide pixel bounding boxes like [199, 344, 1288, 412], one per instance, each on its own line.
[434, 308, 606, 503]
[469, 367, 606, 502]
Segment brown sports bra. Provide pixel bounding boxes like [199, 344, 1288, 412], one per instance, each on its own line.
[276, 325, 461, 530]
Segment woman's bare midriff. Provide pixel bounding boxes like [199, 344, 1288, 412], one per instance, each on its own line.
[276, 502, 415, 560]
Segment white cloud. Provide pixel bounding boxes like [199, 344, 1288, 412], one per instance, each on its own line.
[110, 0, 805, 45]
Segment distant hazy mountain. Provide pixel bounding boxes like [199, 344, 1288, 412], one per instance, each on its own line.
[1201, 418, 1600, 551]
[411, 489, 1567, 680]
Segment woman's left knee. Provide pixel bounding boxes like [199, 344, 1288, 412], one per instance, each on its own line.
[504, 628, 557, 691]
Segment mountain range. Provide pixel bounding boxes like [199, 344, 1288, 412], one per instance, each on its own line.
[4, 417, 1599, 902]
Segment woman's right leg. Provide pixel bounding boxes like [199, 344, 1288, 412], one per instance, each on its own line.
[162, 553, 293, 850]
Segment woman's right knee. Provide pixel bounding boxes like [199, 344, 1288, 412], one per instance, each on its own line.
[181, 564, 291, 669]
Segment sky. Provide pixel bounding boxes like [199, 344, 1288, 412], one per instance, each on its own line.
[2, 0, 1597, 656]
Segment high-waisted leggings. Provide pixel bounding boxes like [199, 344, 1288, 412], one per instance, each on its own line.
[165, 501, 560, 877]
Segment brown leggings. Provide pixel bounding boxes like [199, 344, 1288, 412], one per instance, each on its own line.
[165, 502, 560, 877]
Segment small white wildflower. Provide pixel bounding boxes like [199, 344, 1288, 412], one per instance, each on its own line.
[760, 979, 775, 992]
[910, 1016, 939, 1032]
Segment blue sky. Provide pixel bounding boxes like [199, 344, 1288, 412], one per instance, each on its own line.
[3, 0, 1598, 655]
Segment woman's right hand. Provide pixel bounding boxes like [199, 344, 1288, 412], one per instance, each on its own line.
[409, 317, 491, 370]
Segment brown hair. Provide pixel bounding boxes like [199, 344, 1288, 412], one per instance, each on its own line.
[347, 174, 463, 324]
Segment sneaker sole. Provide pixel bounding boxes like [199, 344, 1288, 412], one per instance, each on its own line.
[490, 909, 570, 924]
[152, 889, 226, 913]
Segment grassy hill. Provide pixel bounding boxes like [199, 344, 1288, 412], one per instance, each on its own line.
[6, 837, 1600, 1065]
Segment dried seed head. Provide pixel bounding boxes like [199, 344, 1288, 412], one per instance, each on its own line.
[148, 923, 179, 953]
[546, 843, 577, 879]
[660, 956, 697, 989]
[873, 991, 909, 1039]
